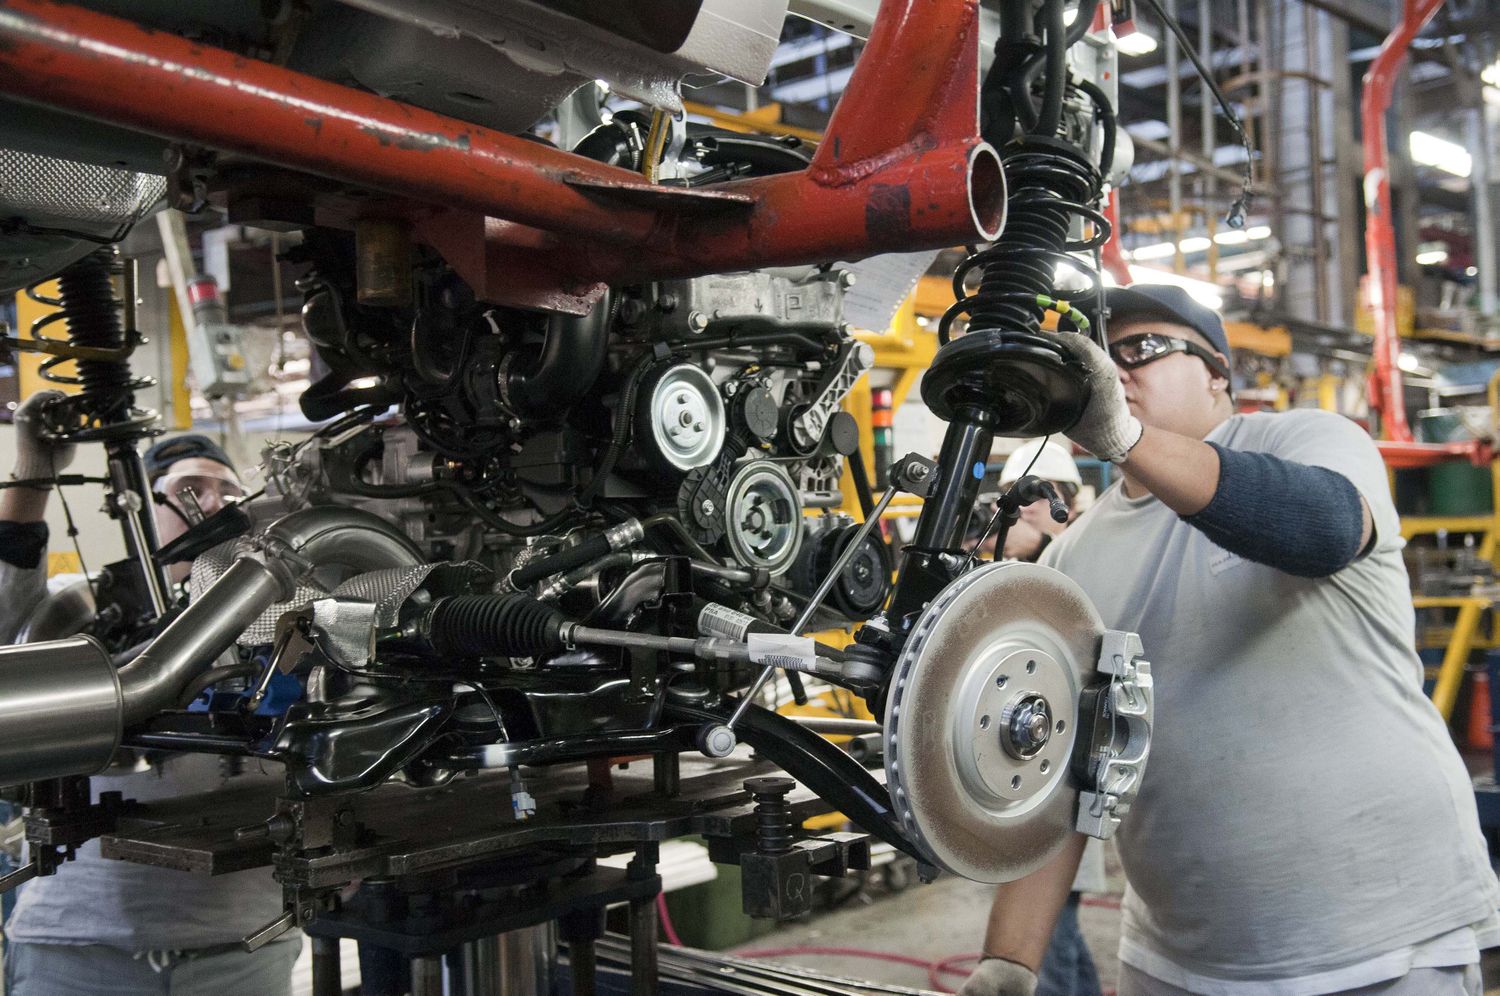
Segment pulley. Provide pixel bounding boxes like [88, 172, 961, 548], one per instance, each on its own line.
[636, 362, 726, 472]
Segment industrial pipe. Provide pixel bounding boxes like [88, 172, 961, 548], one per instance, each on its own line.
[1361, 0, 1444, 443]
[0, 507, 423, 785]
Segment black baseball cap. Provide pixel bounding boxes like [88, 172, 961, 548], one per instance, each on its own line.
[143, 434, 236, 483]
[1105, 284, 1231, 360]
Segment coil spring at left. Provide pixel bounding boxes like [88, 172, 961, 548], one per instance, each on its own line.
[26, 247, 158, 443]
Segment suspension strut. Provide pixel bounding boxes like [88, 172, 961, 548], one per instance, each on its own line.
[26, 247, 171, 616]
[877, 0, 1112, 644]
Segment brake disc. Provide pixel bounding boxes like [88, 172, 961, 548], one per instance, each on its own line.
[883, 561, 1104, 883]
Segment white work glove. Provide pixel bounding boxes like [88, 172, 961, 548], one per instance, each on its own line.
[11, 390, 75, 487]
[957, 957, 1038, 996]
[1053, 332, 1142, 464]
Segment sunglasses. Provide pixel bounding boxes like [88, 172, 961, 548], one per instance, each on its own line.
[1109, 332, 1231, 381]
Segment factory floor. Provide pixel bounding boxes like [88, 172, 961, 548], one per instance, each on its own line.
[729, 847, 1123, 993]
[730, 838, 1500, 995]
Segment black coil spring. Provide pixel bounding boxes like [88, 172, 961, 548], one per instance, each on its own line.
[938, 142, 1108, 346]
[426, 594, 565, 659]
[27, 247, 158, 442]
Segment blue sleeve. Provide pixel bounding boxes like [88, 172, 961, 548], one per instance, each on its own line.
[1183, 442, 1365, 578]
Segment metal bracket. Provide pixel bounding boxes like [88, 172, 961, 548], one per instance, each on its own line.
[790, 340, 874, 452]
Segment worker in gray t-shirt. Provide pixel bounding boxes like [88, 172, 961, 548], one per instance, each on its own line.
[960, 285, 1500, 996]
[0, 397, 298, 996]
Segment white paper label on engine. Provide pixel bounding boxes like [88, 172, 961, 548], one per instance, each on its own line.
[699, 602, 757, 641]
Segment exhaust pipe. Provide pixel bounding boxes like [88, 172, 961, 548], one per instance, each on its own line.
[0, 507, 422, 786]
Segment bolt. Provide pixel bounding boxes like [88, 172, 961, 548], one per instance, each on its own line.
[908, 464, 929, 480]
[700, 498, 716, 515]
[744, 776, 797, 854]
[679, 411, 694, 427]
[688, 311, 709, 332]
[839, 270, 858, 289]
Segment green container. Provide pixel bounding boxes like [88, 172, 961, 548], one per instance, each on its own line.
[661, 861, 779, 950]
[1429, 461, 1493, 517]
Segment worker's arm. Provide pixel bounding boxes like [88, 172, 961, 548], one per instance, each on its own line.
[957, 833, 1085, 996]
[1055, 337, 1372, 577]
[1121, 423, 1374, 562]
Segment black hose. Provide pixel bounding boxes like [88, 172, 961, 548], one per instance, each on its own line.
[424, 594, 568, 658]
[178, 663, 262, 708]
[1065, 0, 1100, 46]
[505, 294, 613, 417]
[1073, 77, 1117, 177]
[511, 532, 613, 588]
[578, 348, 657, 508]
[1035, 0, 1068, 137]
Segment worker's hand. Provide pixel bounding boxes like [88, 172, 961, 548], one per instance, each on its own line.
[1053, 332, 1142, 464]
[11, 390, 75, 486]
[957, 957, 1038, 996]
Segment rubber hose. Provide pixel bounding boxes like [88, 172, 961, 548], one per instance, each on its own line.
[424, 595, 567, 658]
[510, 533, 612, 588]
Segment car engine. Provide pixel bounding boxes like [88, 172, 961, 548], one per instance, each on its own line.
[0, 1, 1154, 991]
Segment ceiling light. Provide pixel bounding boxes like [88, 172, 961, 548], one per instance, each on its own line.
[1178, 236, 1212, 253]
[1114, 30, 1158, 57]
[1215, 230, 1249, 245]
[1127, 241, 1177, 261]
[1415, 248, 1449, 266]
[1467, 266, 1479, 276]
[1127, 266, 1224, 309]
[1409, 131, 1472, 178]
[1397, 351, 1421, 372]
[1245, 225, 1272, 240]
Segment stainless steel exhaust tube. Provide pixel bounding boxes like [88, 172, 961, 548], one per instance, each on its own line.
[0, 507, 424, 785]
[0, 636, 121, 785]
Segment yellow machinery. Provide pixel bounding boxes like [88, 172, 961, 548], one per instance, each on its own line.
[1400, 369, 1500, 722]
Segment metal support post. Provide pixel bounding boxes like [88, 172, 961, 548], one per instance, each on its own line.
[411, 954, 445, 996]
[311, 936, 342, 996]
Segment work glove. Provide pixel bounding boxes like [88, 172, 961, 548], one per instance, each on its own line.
[957, 957, 1038, 996]
[1053, 332, 1142, 464]
[11, 390, 75, 487]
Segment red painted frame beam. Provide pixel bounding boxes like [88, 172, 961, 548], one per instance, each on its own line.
[0, 0, 1004, 312]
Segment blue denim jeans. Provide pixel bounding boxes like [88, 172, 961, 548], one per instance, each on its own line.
[1037, 894, 1102, 996]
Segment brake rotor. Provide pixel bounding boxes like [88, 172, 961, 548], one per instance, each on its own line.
[884, 561, 1103, 883]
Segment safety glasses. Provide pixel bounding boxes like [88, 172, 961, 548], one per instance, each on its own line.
[153, 473, 244, 522]
[1109, 332, 1231, 381]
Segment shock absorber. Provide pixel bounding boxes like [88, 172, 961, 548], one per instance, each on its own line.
[26, 247, 171, 615]
[879, 2, 1112, 641]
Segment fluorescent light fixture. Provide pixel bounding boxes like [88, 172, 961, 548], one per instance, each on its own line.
[1409, 131, 1471, 178]
[1127, 265, 1224, 309]
[1215, 230, 1250, 245]
[1245, 225, 1271, 240]
[1415, 248, 1449, 266]
[1178, 236, 1212, 253]
[1115, 29, 1158, 56]
[1397, 351, 1421, 373]
[1127, 241, 1177, 261]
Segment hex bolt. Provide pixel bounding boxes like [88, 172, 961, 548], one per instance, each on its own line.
[701, 498, 716, 515]
[744, 776, 796, 855]
[688, 311, 709, 332]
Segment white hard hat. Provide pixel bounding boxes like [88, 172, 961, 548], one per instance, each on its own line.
[999, 438, 1082, 488]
